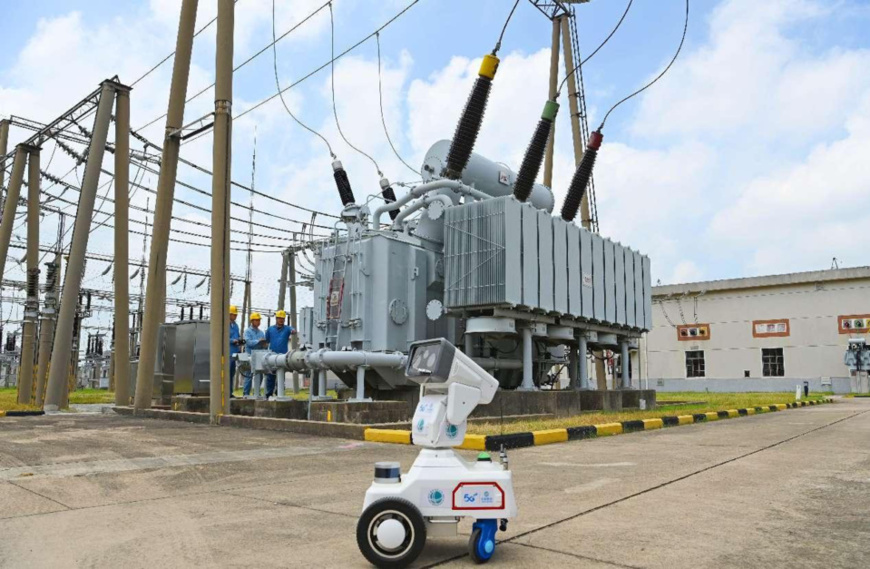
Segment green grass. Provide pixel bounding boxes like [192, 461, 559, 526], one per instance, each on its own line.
[467, 391, 829, 435]
[0, 387, 115, 411]
[231, 388, 338, 401]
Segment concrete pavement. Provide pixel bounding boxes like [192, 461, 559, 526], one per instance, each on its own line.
[1, 399, 868, 568]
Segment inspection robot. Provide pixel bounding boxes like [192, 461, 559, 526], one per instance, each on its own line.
[357, 339, 517, 567]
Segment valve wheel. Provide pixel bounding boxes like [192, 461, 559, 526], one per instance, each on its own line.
[357, 498, 427, 568]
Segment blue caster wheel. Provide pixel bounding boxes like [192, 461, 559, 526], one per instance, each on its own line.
[469, 519, 498, 564]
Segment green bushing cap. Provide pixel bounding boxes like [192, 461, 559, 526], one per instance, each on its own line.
[542, 100, 560, 121]
[477, 452, 492, 461]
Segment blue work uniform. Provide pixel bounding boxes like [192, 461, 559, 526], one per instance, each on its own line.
[229, 320, 240, 392]
[264, 324, 294, 396]
[243, 326, 266, 396]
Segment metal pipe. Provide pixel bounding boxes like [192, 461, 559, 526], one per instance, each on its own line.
[318, 370, 327, 400]
[276, 368, 286, 398]
[560, 15, 591, 230]
[209, 0, 234, 422]
[393, 195, 453, 230]
[135, 0, 199, 412]
[464, 332, 474, 357]
[45, 81, 116, 411]
[519, 327, 535, 391]
[620, 339, 630, 389]
[371, 180, 486, 229]
[578, 333, 589, 390]
[352, 365, 367, 402]
[288, 252, 299, 393]
[472, 357, 522, 371]
[264, 349, 405, 373]
[18, 145, 40, 404]
[0, 147, 27, 284]
[114, 86, 131, 407]
[543, 17, 560, 188]
[568, 341, 578, 390]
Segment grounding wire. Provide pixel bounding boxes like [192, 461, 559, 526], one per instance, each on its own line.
[375, 32, 418, 177]
[271, 0, 335, 158]
[492, 0, 522, 55]
[599, 0, 689, 129]
[328, 2, 382, 177]
[557, 0, 634, 96]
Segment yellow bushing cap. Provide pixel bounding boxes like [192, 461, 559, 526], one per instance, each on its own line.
[479, 54, 500, 79]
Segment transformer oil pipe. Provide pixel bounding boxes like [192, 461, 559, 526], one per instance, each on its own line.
[45, 81, 116, 411]
[393, 195, 453, 231]
[620, 339, 630, 389]
[135, 0, 199, 412]
[371, 180, 487, 229]
[578, 333, 589, 390]
[263, 349, 405, 373]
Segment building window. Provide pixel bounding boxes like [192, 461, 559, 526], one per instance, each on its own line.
[762, 348, 785, 377]
[685, 350, 705, 378]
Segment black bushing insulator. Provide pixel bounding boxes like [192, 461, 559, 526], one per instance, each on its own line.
[561, 130, 603, 222]
[560, 147, 597, 222]
[513, 118, 552, 202]
[333, 167, 356, 206]
[443, 76, 492, 180]
[26, 268, 40, 298]
[381, 185, 399, 220]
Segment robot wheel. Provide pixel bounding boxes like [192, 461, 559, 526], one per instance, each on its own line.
[357, 497, 427, 568]
[468, 519, 498, 564]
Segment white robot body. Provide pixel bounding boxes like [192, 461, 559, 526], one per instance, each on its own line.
[358, 339, 517, 567]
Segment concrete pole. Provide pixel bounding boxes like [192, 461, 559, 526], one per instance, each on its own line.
[0, 119, 9, 191]
[578, 333, 589, 390]
[620, 339, 630, 389]
[0, 147, 27, 282]
[560, 16, 591, 230]
[210, 0, 234, 422]
[288, 252, 299, 393]
[114, 86, 131, 406]
[277, 250, 288, 310]
[134, 0, 199, 411]
[35, 259, 59, 406]
[542, 17, 561, 189]
[17, 146, 40, 404]
[519, 327, 536, 391]
[44, 82, 115, 411]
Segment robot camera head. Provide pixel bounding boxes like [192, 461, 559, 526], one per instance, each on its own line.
[406, 338, 457, 384]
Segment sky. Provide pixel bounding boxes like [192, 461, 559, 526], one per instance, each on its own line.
[1, 0, 869, 336]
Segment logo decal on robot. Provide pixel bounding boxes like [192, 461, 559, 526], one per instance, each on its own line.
[428, 490, 444, 506]
[446, 425, 458, 439]
[417, 418, 426, 432]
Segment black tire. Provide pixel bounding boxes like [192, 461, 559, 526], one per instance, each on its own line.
[357, 497, 427, 569]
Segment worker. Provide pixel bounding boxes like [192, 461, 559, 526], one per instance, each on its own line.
[264, 309, 295, 397]
[243, 312, 267, 397]
[229, 306, 241, 396]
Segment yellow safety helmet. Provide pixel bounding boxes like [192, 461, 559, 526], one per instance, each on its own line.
[229, 305, 238, 315]
[275, 310, 287, 319]
[249, 312, 261, 321]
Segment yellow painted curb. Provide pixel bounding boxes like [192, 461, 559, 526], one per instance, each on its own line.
[677, 415, 694, 425]
[726, 409, 739, 418]
[458, 434, 487, 450]
[642, 418, 664, 430]
[595, 423, 623, 436]
[775, 404, 787, 411]
[533, 429, 569, 445]
[364, 429, 411, 445]
[705, 412, 719, 421]
[745, 408, 756, 415]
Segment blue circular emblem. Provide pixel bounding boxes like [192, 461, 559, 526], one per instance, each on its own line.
[446, 424, 458, 439]
[417, 418, 426, 431]
[428, 489, 444, 506]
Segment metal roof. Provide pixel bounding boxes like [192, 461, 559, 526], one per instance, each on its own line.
[653, 266, 870, 297]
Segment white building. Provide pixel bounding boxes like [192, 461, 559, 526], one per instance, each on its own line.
[645, 267, 870, 393]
